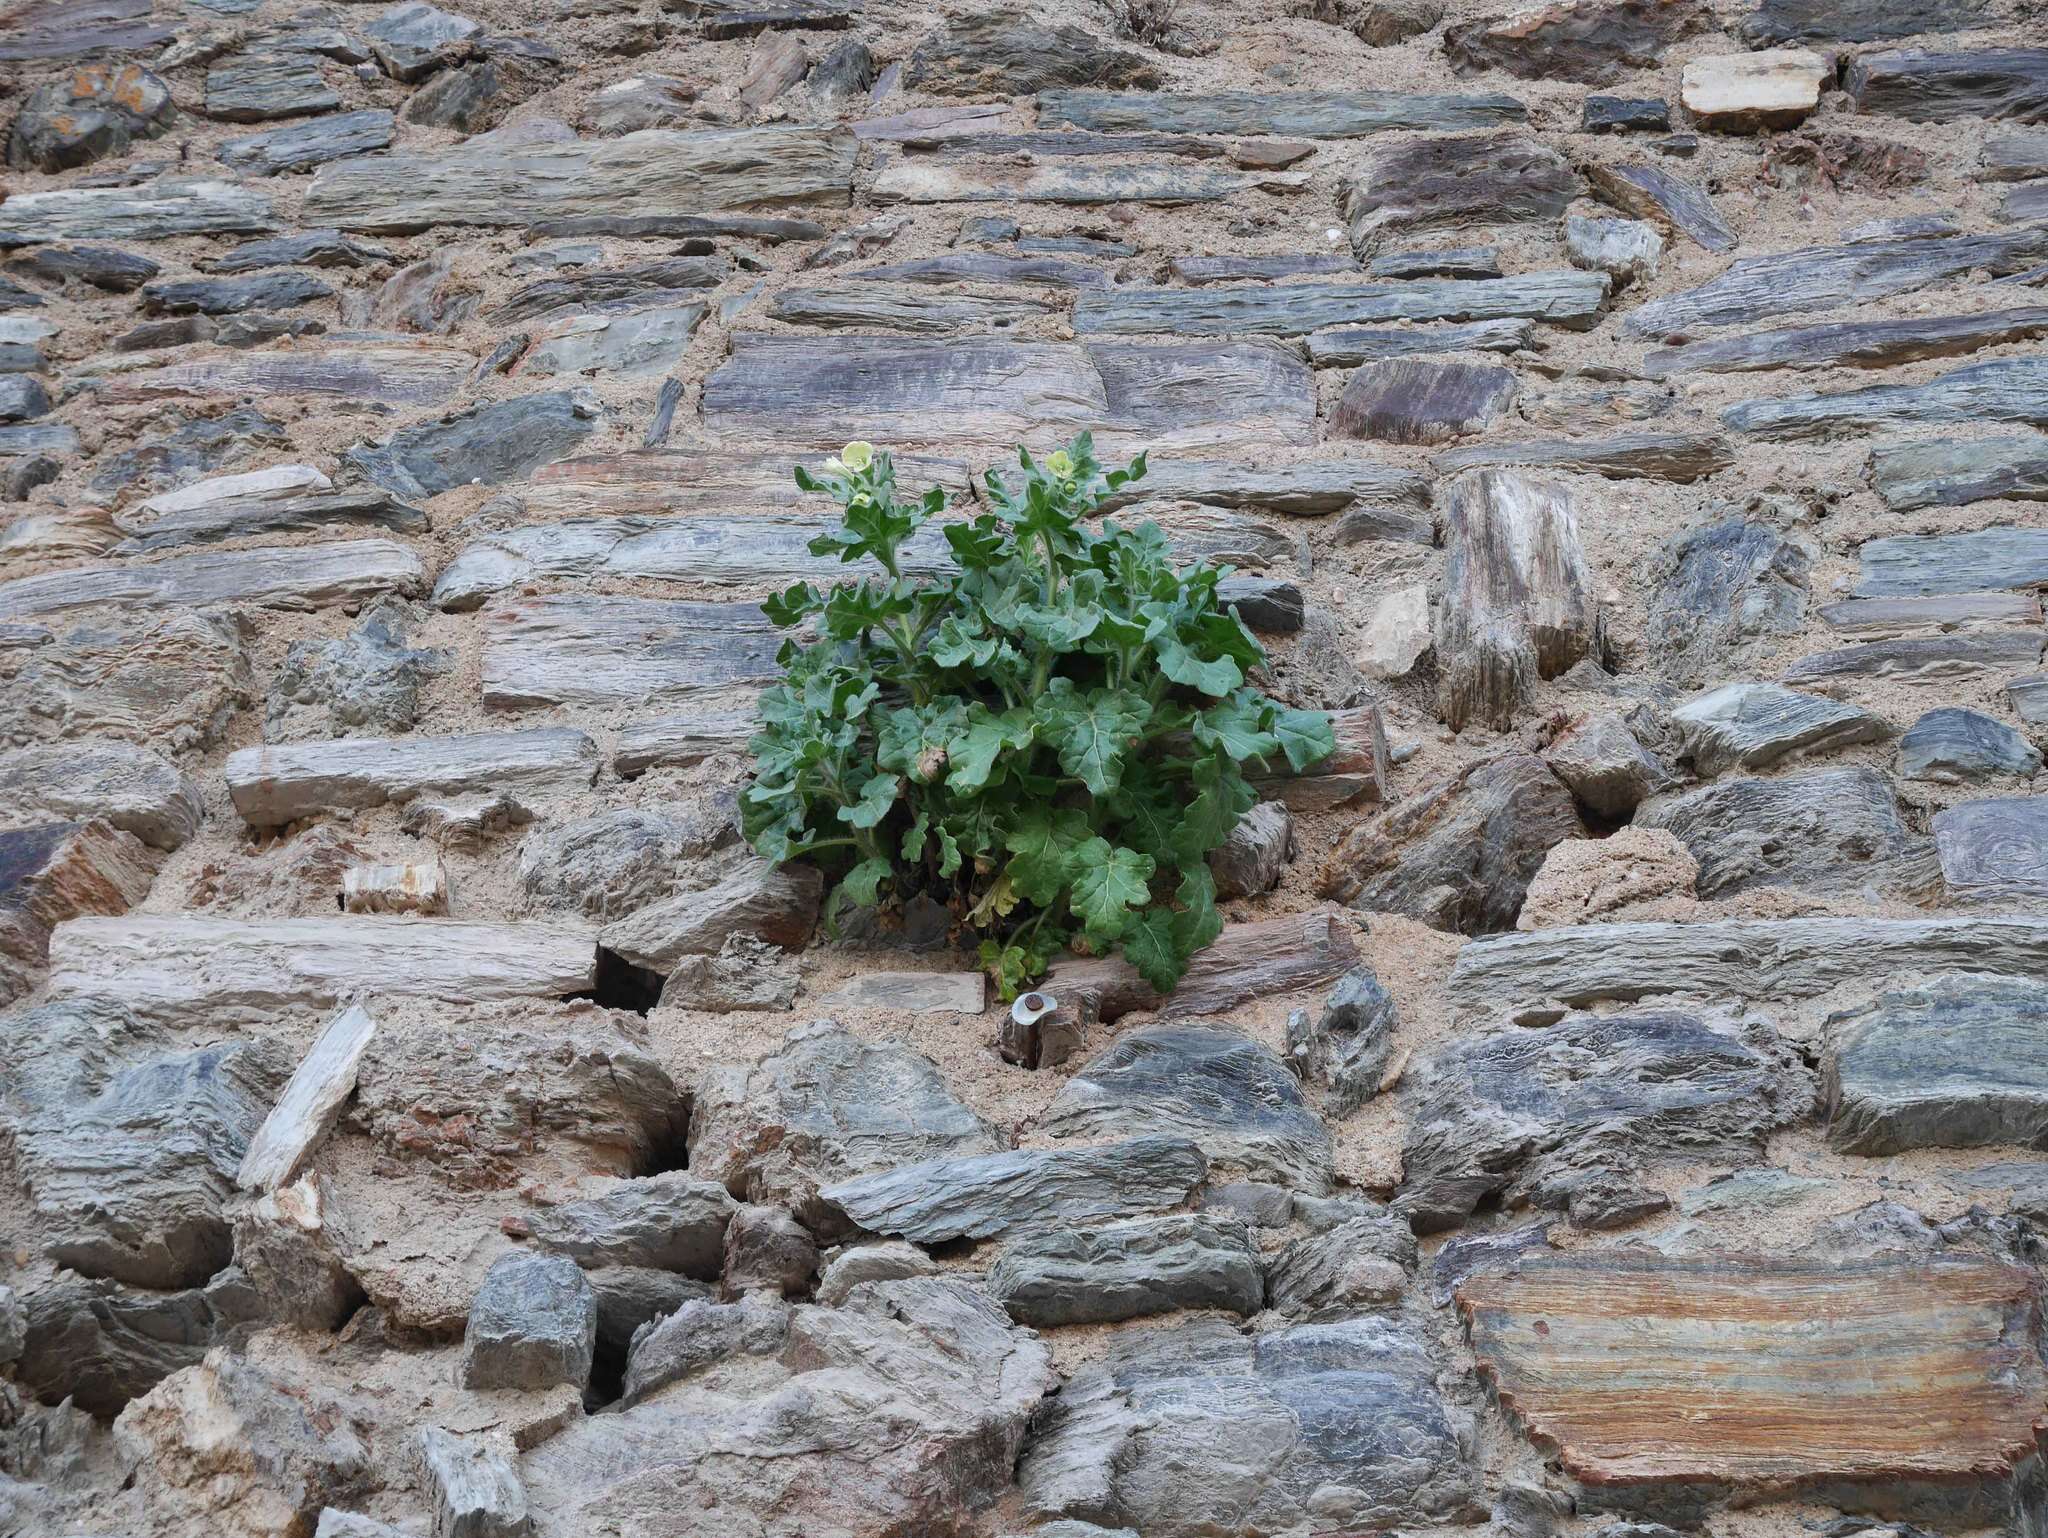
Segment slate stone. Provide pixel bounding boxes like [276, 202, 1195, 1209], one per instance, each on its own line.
[1286, 966, 1398, 1115]
[1845, 47, 2048, 123]
[1646, 518, 1811, 686]
[14, 1271, 215, 1417]
[419, 1428, 530, 1538]
[6, 62, 173, 173]
[1583, 94, 1669, 131]
[871, 156, 1304, 206]
[1038, 88, 1526, 138]
[690, 1021, 1003, 1229]
[345, 389, 601, 498]
[363, 0, 479, 80]
[1646, 307, 2048, 379]
[1263, 1208, 1416, 1313]
[205, 54, 341, 122]
[820, 1136, 1207, 1244]
[619, 1291, 788, 1406]
[1724, 358, 2048, 440]
[1855, 527, 2048, 597]
[525, 1172, 736, 1276]
[1444, 0, 1707, 85]
[517, 804, 733, 919]
[1546, 712, 1669, 818]
[586, 1267, 712, 1356]
[0, 178, 279, 247]
[460, 1251, 597, 1391]
[1637, 767, 1915, 899]
[598, 855, 821, 967]
[1582, 159, 1736, 253]
[679, 0, 857, 36]
[988, 1214, 1263, 1326]
[814, 1241, 937, 1304]
[1342, 133, 1580, 253]
[1, 1005, 286, 1288]
[1075, 271, 1608, 337]
[2010, 673, 2048, 732]
[0, 0, 172, 61]
[1399, 1008, 1806, 1231]
[267, 598, 450, 739]
[1320, 753, 1585, 931]
[1934, 795, 2048, 900]
[722, 1202, 817, 1296]
[7, 243, 158, 292]
[1672, 682, 1889, 775]
[1564, 213, 1661, 288]
[218, 110, 397, 175]
[1827, 976, 2048, 1155]
[404, 40, 562, 133]
[1899, 707, 2041, 782]
[1681, 48, 1828, 131]
[524, 303, 705, 376]
[1782, 630, 2045, 685]
[810, 38, 875, 102]
[1022, 1314, 1482, 1534]
[1330, 358, 1516, 444]
[481, 594, 782, 710]
[0, 375, 50, 422]
[906, 11, 1158, 96]
[1745, 0, 1992, 43]
[140, 272, 334, 316]
[1366, 244, 1503, 278]
[0, 741, 204, 851]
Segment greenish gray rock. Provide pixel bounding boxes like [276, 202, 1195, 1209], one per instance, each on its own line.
[460, 1252, 597, 1391]
[1635, 767, 1915, 898]
[1672, 682, 1889, 775]
[345, 389, 601, 498]
[1869, 434, 2048, 511]
[988, 1213, 1263, 1326]
[218, 110, 396, 175]
[1038, 87, 1525, 137]
[1900, 707, 2042, 782]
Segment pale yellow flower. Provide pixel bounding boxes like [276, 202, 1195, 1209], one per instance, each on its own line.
[840, 440, 875, 472]
[1045, 449, 1075, 477]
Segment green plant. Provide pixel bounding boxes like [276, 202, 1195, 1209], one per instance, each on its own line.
[741, 434, 1335, 1000]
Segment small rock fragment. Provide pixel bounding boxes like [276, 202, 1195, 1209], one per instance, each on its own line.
[460, 1252, 597, 1393]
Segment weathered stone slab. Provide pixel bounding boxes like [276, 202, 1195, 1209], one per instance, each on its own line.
[614, 706, 761, 774]
[348, 389, 602, 499]
[1460, 1252, 2048, 1513]
[1023, 1314, 1481, 1534]
[871, 157, 1303, 205]
[1868, 434, 2048, 511]
[1934, 795, 2048, 899]
[1306, 317, 1533, 365]
[1434, 469, 1602, 732]
[419, 1429, 530, 1538]
[1636, 767, 1914, 898]
[701, 335, 1316, 449]
[1856, 526, 2048, 595]
[0, 610, 252, 751]
[461, 1252, 595, 1392]
[1745, 0, 1993, 43]
[1628, 230, 2048, 337]
[1097, 456, 1430, 518]
[0, 819, 156, 1005]
[1846, 47, 2048, 122]
[7, 60, 172, 172]
[1434, 431, 1733, 483]
[1265, 1209, 1415, 1312]
[1681, 48, 1827, 131]
[1900, 706, 2041, 781]
[1583, 160, 1737, 253]
[989, 1213, 1261, 1326]
[1672, 683, 1888, 775]
[1823, 591, 2044, 634]
[678, 0, 856, 37]
[1076, 271, 1608, 338]
[905, 11, 1156, 95]
[815, 971, 986, 1014]
[237, 1001, 378, 1192]
[1827, 976, 2048, 1155]
[1038, 88, 1526, 138]
[218, 109, 396, 175]
[1446, 916, 2048, 1011]
[205, 52, 341, 121]
[1647, 307, 2048, 379]
[599, 856, 821, 967]
[1782, 630, 2045, 684]
[1649, 516, 1813, 687]
[857, 251, 1109, 288]
[524, 302, 708, 375]
[1724, 358, 2048, 440]
[1330, 359, 1516, 444]
[1402, 1009, 1805, 1231]
[480, 594, 782, 709]
[1044, 1026, 1333, 1192]
[0, 539, 424, 623]
[112, 485, 423, 556]
[492, 256, 727, 321]
[493, 447, 970, 521]
[1341, 133, 1580, 253]
[767, 282, 1055, 331]
[305, 123, 854, 231]
[1445, 0, 1705, 84]
[225, 729, 598, 828]
[0, 0, 171, 60]
[0, 741, 201, 851]
[526, 1171, 733, 1275]
[2011, 671, 2048, 730]
[1320, 753, 1584, 931]
[45, 916, 596, 1021]
[820, 1136, 1208, 1243]
[0, 179, 277, 248]
[95, 342, 473, 406]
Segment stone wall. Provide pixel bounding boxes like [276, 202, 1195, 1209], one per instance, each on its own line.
[4, 0, 2048, 1534]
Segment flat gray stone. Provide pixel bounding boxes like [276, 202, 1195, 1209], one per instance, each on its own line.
[1635, 767, 1915, 898]
[0, 539, 424, 623]
[1826, 976, 2048, 1155]
[1899, 707, 2041, 782]
[140, 271, 334, 316]
[1263, 1208, 1416, 1313]
[1845, 46, 2048, 122]
[225, 728, 597, 828]
[1723, 357, 2048, 440]
[598, 855, 821, 968]
[0, 178, 278, 248]
[481, 594, 782, 710]
[525, 1172, 736, 1277]
[1934, 795, 2048, 900]
[619, 1291, 788, 1406]
[1647, 518, 1812, 686]
[1043, 1025, 1332, 1192]
[205, 53, 340, 121]
[1038, 87, 1525, 137]
[1671, 682, 1889, 775]
[1870, 434, 2048, 512]
[460, 1251, 597, 1392]
[820, 1136, 1207, 1244]
[363, 0, 479, 79]
[905, 11, 1157, 96]
[1286, 967, 1397, 1116]
[1306, 317, 1534, 366]
[14, 1270, 214, 1418]
[1745, 0, 1992, 43]
[419, 1427, 530, 1538]
[0, 740, 203, 850]
[345, 389, 602, 499]
[1857, 526, 2048, 597]
[1781, 630, 2043, 684]
[1342, 132, 1580, 253]
[1075, 271, 1607, 338]
[1399, 1008, 1807, 1231]
[988, 1213, 1263, 1326]
[1647, 307, 2048, 380]
[218, 110, 396, 175]
[1329, 358, 1516, 444]
[1022, 1314, 1481, 1534]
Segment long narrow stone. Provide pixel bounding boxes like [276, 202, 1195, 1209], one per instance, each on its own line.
[0, 179, 276, 247]
[1072, 272, 1609, 337]
[1745, 0, 1994, 44]
[1672, 682, 1889, 775]
[1461, 1252, 2048, 1512]
[1626, 230, 2048, 337]
[490, 449, 972, 520]
[91, 343, 473, 407]
[0, 0, 173, 60]
[1855, 527, 2048, 596]
[111, 487, 425, 555]
[482, 594, 783, 710]
[614, 704, 763, 775]
[1448, 916, 2048, 1010]
[1819, 592, 2041, 633]
[1037, 88, 1526, 137]
[1582, 160, 1736, 253]
[0, 540, 425, 621]
[225, 729, 600, 828]
[1723, 358, 2048, 440]
[1869, 435, 2048, 511]
[1645, 308, 2048, 377]
[871, 158, 1304, 205]
[305, 123, 855, 231]
[765, 285, 1057, 332]
[1305, 318, 1533, 366]
[46, 915, 597, 1021]
[1433, 432, 1735, 483]
[1095, 457, 1431, 517]
[236, 1002, 379, 1191]
[1781, 631, 2044, 684]
[1845, 47, 2048, 122]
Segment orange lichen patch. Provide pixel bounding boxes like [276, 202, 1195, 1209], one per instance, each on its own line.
[1459, 1253, 2048, 1488]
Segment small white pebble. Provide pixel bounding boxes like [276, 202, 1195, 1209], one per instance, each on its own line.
[1323, 227, 1343, 243]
